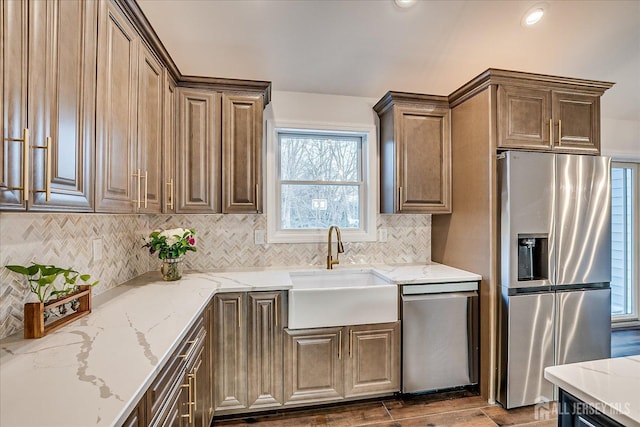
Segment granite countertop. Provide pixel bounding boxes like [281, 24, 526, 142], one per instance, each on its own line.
[544, 356, 640, 426]
[0, 263, 480, 427]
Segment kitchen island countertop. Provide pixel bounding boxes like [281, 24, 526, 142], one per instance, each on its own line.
[0, 262, 480, 426]
[545, 356, 640, 427]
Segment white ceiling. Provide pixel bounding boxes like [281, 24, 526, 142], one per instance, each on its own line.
[138, 0, 640, 122]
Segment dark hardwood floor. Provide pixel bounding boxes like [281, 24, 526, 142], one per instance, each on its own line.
[215, 328, 639, 426]
[214, 389, 557, 426]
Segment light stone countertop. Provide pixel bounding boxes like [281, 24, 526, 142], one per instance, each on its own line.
[544, 356, 640, 426]
[0, 263, 480, 427]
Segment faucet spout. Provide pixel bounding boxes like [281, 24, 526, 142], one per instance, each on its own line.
[327, 225, 344, 269]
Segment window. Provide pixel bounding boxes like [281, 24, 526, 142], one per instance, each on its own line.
[611, 162, 639, 323]
[266, 122, 377, 243]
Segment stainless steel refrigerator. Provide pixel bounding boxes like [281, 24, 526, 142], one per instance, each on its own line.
[497, 151, 612, 409]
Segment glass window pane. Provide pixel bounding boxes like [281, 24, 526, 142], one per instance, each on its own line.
[280, 134, 361, 182]
[611, 166, 634, 317]
[281, 184, 360, 230]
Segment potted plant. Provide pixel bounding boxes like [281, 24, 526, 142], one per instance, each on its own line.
[143, 228, 197, 281]
[5, 263, 98, 338]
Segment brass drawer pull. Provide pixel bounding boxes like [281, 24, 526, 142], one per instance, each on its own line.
[5, 128, 30, 201]
[32, 136, 52, 201]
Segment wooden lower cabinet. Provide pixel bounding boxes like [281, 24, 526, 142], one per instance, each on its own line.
[344, 322, 400, 397]
[213, 291, 284, 415]
[247, 292, 283, 409]
[284, 327, 344, 406]
[284, 321, 401, 406]
[213, 292, 247, 412]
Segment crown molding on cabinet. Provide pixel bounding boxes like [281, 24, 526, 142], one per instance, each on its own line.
[373, 91, 449, 116]
[448, 68, 614, 108]
[115, 0, 271, 105]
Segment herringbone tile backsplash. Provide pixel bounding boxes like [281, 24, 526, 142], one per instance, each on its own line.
[0, 212, 430, 339]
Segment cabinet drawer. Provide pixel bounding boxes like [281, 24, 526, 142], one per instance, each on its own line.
[148, 316, 204, 421]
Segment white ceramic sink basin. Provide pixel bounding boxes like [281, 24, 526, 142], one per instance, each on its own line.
[288, 270, 398, 329]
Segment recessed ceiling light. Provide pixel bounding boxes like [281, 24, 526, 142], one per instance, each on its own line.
[521, 3, 548, 27]
[394, 0, 417, 9]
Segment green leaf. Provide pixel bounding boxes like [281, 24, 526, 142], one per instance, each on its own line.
[5, 265, 30, 275]
[79, 274, 91, 281]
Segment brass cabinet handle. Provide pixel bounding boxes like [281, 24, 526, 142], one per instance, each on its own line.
[132, 169, 141, 208]
[338, 330, 342, 360]
[193, 358, 202, 411]
[349, 329, 353, 358]
[22, 128, 29, 202]
[5, 128, 30, 201]
[32, 136, 51, 201]
[44, 137, 51, 201]
[178, 338, 199, 359]
[549, 118, 553, 145]
[143, 170, 148, 208]
[237, 296, 242, 331]
[558, 119, 562, 143]
[398, 186, 403, 212]
[180, 375, 194, 423]
[275, 294, 279, 327]
[166, 178, 174, 210]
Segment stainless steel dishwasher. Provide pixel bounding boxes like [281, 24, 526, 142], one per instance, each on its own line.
[401, 281, 479, 393]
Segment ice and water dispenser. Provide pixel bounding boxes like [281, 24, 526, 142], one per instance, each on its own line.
[517, 234, 548, 281]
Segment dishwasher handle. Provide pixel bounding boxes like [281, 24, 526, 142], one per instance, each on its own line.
[401, 291, 478, 302]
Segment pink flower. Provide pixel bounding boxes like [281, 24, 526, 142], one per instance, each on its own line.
[188, 237, 195, 246]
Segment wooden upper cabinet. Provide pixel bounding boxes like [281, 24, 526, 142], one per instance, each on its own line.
[176, 88, 221, 213]
[27, 0, 97, 212]
[162, 74, 176, 213]
[2, 0, 97, 212]
[95, 0, 138, 212]
[552, 91, 600, 154]
[222, 93, 263, 214]
[497, 83, 603, 155]
[375, 92, 451, 214]
[497, 85, 552, 150]
[1, 0, 28, 209]
[136, 42, 163, 213]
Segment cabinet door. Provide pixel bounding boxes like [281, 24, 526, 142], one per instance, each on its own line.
[396, 106, 451, 213]
[95, 0, 137, 212]
[176, 88, 221, 213]
[1, 0, 28, 209]
[221, 93, 263, 213]
[497, 85, 552, 151]
[27, 0, 97, 212]
[213, 293, 247, 412]
[344, 322, 400, 398]
[284, 327, 343, 405]
[552, 91, 600, 154]
[137, 42, 163, 213]
[162, 74, 176, 213]
[247, 291, 283, 410]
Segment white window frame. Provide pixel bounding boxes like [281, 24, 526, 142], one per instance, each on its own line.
[611, 161, 640, 326]
[266, 119, 377, 243]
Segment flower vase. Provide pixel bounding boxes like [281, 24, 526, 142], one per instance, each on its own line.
[161, 257, 184, 281]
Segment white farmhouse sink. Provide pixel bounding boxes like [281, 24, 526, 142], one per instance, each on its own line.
[288, 270, 398, 329]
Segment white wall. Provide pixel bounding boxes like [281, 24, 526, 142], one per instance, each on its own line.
[601, 118, 640, 161]
[264, 90, 380, 127]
